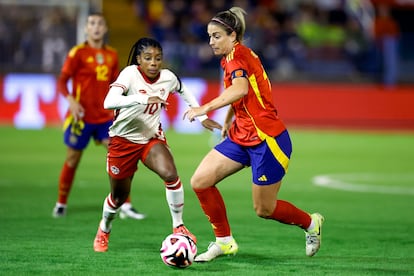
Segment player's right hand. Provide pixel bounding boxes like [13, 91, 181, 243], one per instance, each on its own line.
[69, 102, 85, 121]
[148, 96, 167, 105]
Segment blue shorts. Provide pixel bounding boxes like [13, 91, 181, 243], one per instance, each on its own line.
[214, 130, 292, 185]
[63, 118, 112, 150]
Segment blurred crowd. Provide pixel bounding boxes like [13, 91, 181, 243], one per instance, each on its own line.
[0, 0, 407, 85]
[0, 5, 77, 73]
[132, 0, 402, 84]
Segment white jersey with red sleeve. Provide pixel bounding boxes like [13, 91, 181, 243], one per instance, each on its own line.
[104, 65, 206, 144]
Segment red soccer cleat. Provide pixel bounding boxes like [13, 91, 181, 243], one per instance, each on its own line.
[93, 226, 110, 252]
[173, 224, 197, 244]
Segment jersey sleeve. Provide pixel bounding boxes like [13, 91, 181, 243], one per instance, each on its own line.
[57, 72, 71, 97]
[58, 47, 79, 97]
[165, 69, 207, 122]
[104, 86, 149, 109]
[61, 46, 79, 76]
[111, 66, 134, 89]
[108, 48, 120, 83]
[104, 67, 149, 109]
[178, 82, 208, 122]
[227, 55, 249, 78]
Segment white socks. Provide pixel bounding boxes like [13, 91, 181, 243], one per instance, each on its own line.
[165, 181, 184, 228]
[306, 218, 316, 232]
[100, 194, 118, 233]
[216, 236, 233, 244]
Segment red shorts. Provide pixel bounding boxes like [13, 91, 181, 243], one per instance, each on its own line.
[106, 136, 167, 179]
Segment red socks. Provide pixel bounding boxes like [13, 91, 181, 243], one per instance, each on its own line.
[270, 200, 311, 229]
[194, 187, 231, 237]
[165, 178, 182, 190]
[194, 187, 312, 236]
[57, 162, 76, 204]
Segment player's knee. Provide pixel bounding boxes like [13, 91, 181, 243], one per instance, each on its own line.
[159, 169, 178, 183]
[190, 175, 200, 189]
[111, 194, 129, 208]
[190, 173, 212, 189]
[254, 204, 273, 218]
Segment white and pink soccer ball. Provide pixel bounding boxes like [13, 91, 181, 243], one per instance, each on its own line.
[160, 233, 197, 269]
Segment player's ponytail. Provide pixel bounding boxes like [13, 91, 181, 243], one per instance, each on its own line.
[210, 7, 247, 42]
[126, 37, 163, 66]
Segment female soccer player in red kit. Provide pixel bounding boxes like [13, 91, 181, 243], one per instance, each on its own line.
[184, 7, 324, 262]
[52, 13, 144, 220]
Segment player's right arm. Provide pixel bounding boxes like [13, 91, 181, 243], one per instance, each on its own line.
[104, 86, 165, 110]
[57, 71, 85, 121]
[104, 67, 166, 110]
[104, 85, 149, 109]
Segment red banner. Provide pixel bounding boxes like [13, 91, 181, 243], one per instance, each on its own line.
[1, 73, 413, 131]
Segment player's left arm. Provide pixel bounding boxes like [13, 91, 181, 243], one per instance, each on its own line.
[221, 106, 234, 138]
[177, 82, 222, 131]
[184, 74, 248, 122]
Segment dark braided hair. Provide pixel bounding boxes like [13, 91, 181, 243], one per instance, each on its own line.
[126, 37, 163, 66]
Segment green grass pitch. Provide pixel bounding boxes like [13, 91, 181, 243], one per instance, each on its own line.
[0, 126, 413, 275]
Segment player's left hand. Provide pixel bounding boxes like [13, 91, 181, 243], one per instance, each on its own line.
[201, 119, 222, 131]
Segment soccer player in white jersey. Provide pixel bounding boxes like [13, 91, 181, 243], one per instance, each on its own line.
[93, 37, 222, 252]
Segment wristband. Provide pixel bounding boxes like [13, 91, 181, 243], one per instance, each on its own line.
[198, 115, 208, 122]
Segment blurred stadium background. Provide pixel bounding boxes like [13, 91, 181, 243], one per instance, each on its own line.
[0, 0, 413, 131]
[1, 2, 413, 273]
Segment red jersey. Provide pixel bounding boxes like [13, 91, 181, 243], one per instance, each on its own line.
[59, 42, 119, 124]
[221, 43, 286, 146]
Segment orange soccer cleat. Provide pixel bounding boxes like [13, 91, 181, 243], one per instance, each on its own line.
[173, 224, 197, 244]
[93, 226, 110, 252]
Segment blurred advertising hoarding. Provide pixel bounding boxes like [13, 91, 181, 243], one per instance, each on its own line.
[0, 73, 224, 132]
[1, 73, 413, 131]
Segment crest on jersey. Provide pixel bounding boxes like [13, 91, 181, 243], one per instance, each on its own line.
[96, 53, 104, 64]
[160, 88, 166, 97]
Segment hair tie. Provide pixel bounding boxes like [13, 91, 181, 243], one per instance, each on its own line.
[211, 17, 235, 33]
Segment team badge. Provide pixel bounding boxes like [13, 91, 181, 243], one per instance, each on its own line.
[110, 165, 120, 175]
[96, 53, 104, 64]
[160, 88, 166, 97]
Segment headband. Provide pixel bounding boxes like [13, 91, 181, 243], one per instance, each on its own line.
[211, 17, 235, 33]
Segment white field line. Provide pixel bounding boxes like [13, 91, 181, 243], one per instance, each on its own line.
[312, 173, 414, 195]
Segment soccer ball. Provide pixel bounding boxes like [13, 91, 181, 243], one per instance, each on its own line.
[160, 233, 197, 269]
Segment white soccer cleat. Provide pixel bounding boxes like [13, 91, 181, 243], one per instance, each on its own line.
[119, 204, 146, 220]
[52, 203, 67, 218]
[305, 213, 324, 257]
[194, 238, 238, 262]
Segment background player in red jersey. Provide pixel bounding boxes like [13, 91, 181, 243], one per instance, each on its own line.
[183, 7, 324, 262]
[52, 13, 144, 220]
